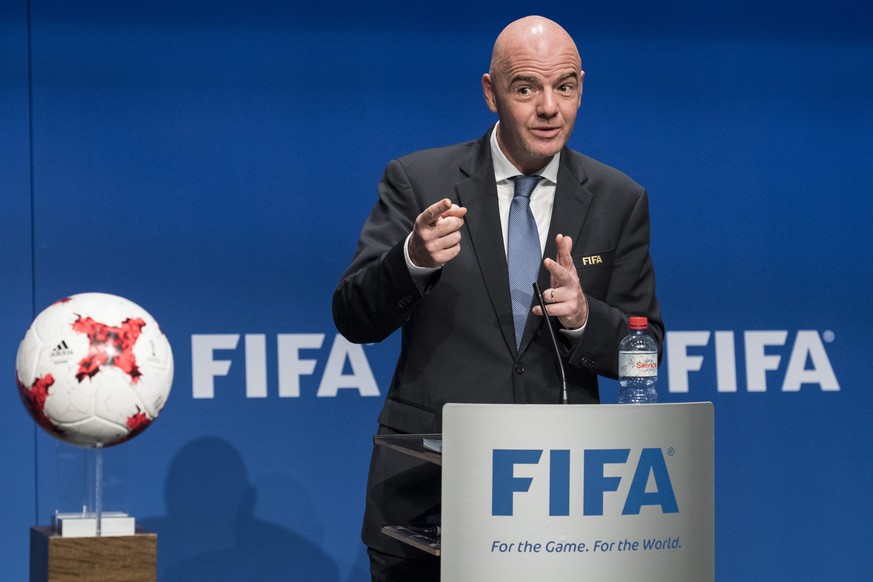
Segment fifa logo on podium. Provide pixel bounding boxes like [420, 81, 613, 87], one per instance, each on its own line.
[491, 448, 679, 517]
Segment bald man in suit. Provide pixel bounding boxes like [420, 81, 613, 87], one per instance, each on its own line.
[333, 15, 663, 581]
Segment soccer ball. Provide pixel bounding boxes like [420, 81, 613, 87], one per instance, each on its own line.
[15, 293, 173, 448]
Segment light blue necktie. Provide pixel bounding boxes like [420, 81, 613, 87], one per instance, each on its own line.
[507, 175, 542, 349]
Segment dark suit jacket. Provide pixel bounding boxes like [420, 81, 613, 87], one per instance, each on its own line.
[332, 128, 663, 554]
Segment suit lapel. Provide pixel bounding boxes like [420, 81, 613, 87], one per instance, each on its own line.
[542, 151, 592, 268]
[456, 133, 517, 354]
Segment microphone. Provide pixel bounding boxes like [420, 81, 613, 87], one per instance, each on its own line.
[533, 282, 568, 404]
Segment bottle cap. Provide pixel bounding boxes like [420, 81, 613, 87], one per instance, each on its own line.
[628, 316, 647, 330]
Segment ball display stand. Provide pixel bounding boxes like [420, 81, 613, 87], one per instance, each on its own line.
[29, 526, 156, 582]
[30, 448, 156, 581]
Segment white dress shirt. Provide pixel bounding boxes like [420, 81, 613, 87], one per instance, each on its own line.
[489, 122, 559, 256]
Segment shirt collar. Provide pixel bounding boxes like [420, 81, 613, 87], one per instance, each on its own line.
[490, 122, 561, 185]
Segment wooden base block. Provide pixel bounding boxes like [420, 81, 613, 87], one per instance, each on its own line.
[30, 526, 157, 582]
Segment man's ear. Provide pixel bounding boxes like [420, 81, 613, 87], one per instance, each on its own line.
[482, 74, 498, 113]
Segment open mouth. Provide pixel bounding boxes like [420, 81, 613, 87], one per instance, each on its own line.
[531, 127, 561, 139]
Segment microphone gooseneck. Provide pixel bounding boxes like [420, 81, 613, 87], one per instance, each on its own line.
[533, 282, 568, 404]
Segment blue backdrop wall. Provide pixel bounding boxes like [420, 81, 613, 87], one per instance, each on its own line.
[2, 1, 871, 580]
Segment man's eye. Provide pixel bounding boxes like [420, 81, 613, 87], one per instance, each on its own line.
[517, 87, 531, 96]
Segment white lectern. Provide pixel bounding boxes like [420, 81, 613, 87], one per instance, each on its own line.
[379, 402, 714, 582]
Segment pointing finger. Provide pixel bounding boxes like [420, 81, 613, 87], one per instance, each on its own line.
[421, 199, 453, 225]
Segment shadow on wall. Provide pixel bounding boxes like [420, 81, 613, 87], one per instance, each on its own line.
[141, 436, 340, 581]
[347, 544, 371, 582]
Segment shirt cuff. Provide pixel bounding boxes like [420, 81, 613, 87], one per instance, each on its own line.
[559, 321, 587, 340]
[404, 232, 441, 288]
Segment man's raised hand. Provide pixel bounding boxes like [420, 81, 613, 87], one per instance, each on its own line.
[408, 198, 468, 268]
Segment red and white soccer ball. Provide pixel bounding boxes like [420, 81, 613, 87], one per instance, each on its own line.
[15, 293, 173, 448]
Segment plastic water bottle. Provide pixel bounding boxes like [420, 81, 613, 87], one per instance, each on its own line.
[618, 316, 658, 403]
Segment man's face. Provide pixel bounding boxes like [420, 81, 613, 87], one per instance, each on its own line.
[483, 34, 583, 175]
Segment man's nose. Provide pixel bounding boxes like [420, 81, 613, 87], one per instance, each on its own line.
[537, 90, 559, 118]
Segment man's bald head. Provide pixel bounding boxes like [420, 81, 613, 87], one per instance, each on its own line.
[482, 16, 584, 174]
[489, 16, 581, 83]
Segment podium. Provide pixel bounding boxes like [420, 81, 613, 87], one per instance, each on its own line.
[378, 402, 714, 582]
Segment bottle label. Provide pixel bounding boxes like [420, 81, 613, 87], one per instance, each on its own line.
[619, 351, 658, 378]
